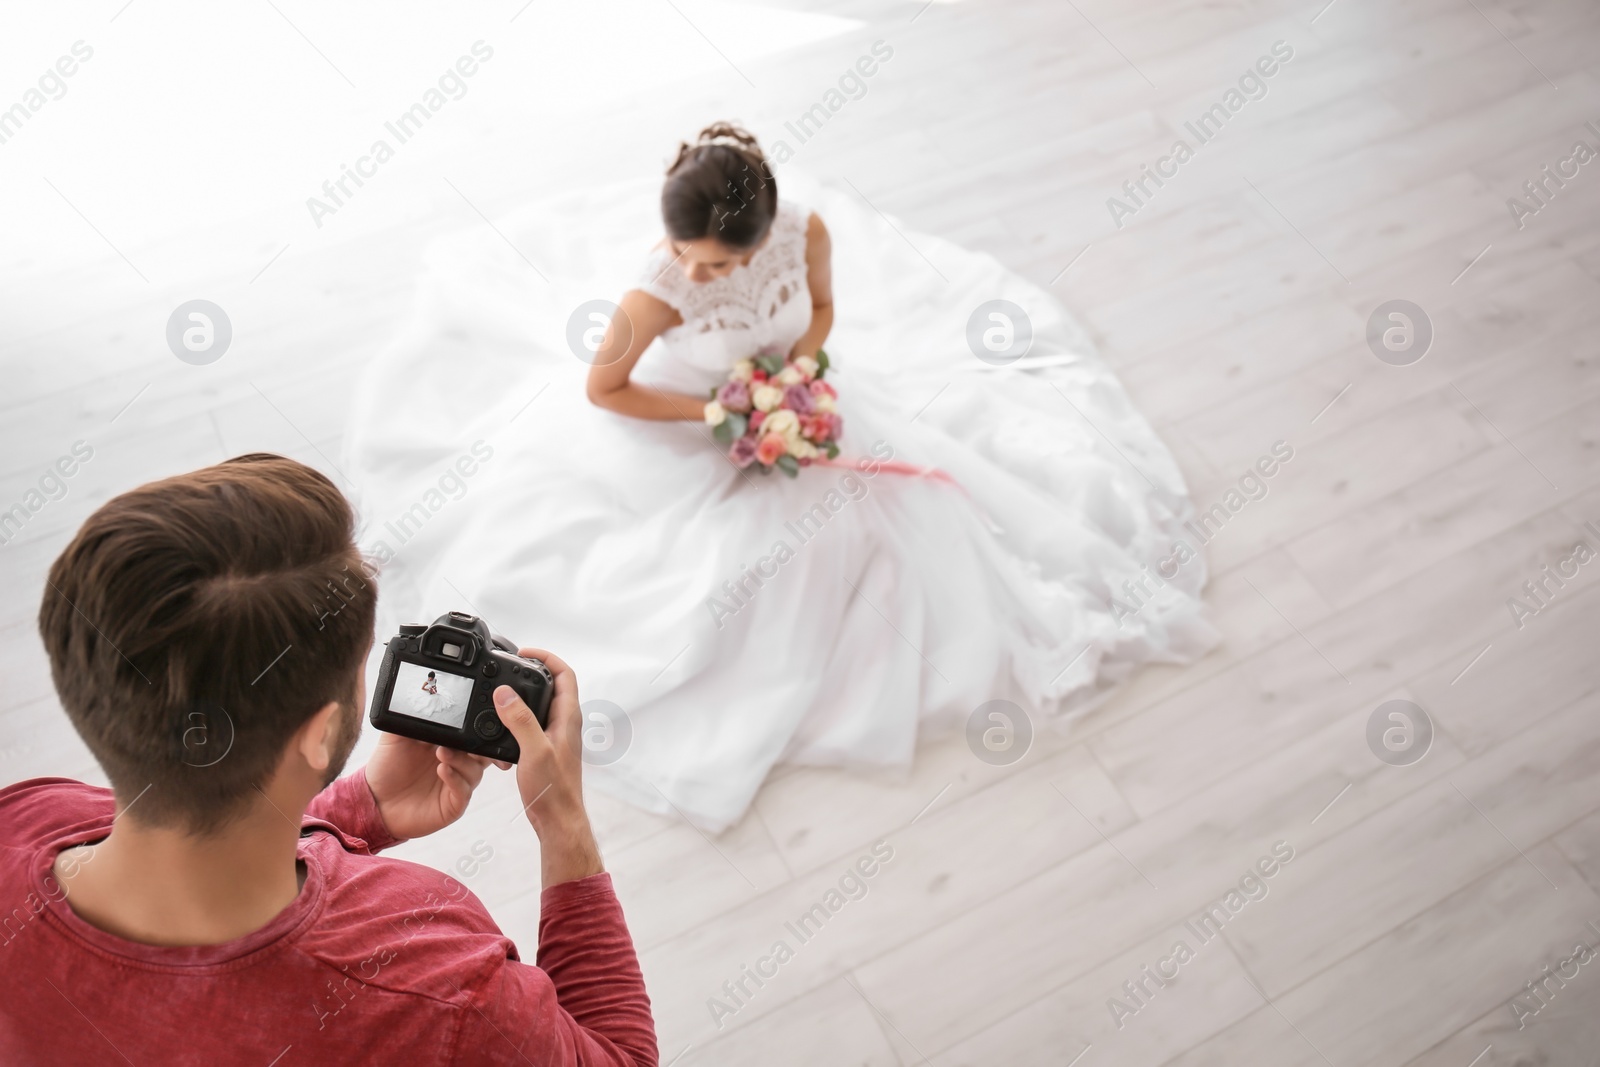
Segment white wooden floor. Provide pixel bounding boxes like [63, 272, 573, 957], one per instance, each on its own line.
[5, 1, 1600, 1064]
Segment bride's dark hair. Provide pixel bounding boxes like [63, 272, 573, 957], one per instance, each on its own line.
[662, 122, 778, 251]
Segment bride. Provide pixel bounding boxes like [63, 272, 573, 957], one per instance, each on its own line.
[399, 670, 460, 726]
[346, 123, 1218, 833]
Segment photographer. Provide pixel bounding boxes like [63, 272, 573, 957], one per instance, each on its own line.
[0, 454, 657, 1065]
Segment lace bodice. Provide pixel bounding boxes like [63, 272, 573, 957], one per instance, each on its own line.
[632, 199, 813, 393]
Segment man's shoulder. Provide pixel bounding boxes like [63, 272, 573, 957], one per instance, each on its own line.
[0, 777, 112, 848]
[298, 836, 531, 998]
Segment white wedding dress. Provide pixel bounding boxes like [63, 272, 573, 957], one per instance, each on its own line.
[345, 171, 1218, 833]
[396, 682, 460, 726]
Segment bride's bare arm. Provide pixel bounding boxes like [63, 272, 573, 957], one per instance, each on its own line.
[790, 213, 833, 359]
[585, 288, 710, 421]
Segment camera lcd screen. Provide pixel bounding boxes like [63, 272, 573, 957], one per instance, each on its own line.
[389, 661, 474, 729]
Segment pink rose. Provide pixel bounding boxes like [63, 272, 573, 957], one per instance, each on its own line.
[809, 380, 837, 399]
[728, 435, 759, 468]
[717, 380, 752, 414]
[782, 383, 815, 414]
[749, 410, 766, 431]
[755, 433, 787, 466]
[806, 412, 844, 441]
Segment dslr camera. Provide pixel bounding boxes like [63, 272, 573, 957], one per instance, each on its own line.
[369, 611, 552, 763]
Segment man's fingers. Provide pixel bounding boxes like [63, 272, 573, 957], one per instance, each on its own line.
[516, 647, 572, 680]
[493, 684, 547, 748]
[438, 746, 490, 768]
[436, 762, 474, 815]
[516, 647, 579, 734]
[438, 746, 488, 788]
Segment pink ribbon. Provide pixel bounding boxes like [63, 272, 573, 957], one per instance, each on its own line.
[815, 456, 960, 486]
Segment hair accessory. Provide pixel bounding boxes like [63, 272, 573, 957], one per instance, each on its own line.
[697, 133, 754, 152]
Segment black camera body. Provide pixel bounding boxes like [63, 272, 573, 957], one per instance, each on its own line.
[369, 611, 551, 764]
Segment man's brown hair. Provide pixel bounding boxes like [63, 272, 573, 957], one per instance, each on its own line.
[39, 454, 377, 833]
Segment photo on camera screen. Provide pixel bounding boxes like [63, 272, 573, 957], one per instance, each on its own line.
[389, 661, 475, 729]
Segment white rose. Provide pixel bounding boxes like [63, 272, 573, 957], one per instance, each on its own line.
[763, 409, 800, 439]
[704, 400, 727, 426]
[787, 437, 818, 459]
[752, 385, 784, 412]
[813, 393, 836, 413]
[776, 366, 804, 387]
[794, 355, 819, 379]
[730, 360, 755, 382]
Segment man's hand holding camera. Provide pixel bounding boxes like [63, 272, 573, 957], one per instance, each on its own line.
[495, 647, 604, 888]
[364, 733, 502, 841]
[363, 644, 602, 888]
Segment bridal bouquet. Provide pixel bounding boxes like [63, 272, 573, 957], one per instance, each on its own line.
[704, 346, 842, 476]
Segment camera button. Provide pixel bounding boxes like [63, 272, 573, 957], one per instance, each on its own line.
[473, 709, 505, 741]
[481, 660, 499, 678]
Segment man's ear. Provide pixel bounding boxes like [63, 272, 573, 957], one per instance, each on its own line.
[294, 701, 343, 774]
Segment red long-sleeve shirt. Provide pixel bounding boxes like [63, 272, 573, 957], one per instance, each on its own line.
[0, 772, 657, 1066]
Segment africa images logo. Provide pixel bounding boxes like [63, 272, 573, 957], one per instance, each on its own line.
[305, 41, 495, 229]
[1106, 41, 1295, 229]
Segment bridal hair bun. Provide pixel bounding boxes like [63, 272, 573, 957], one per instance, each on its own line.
[662, 122, 779, 250]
